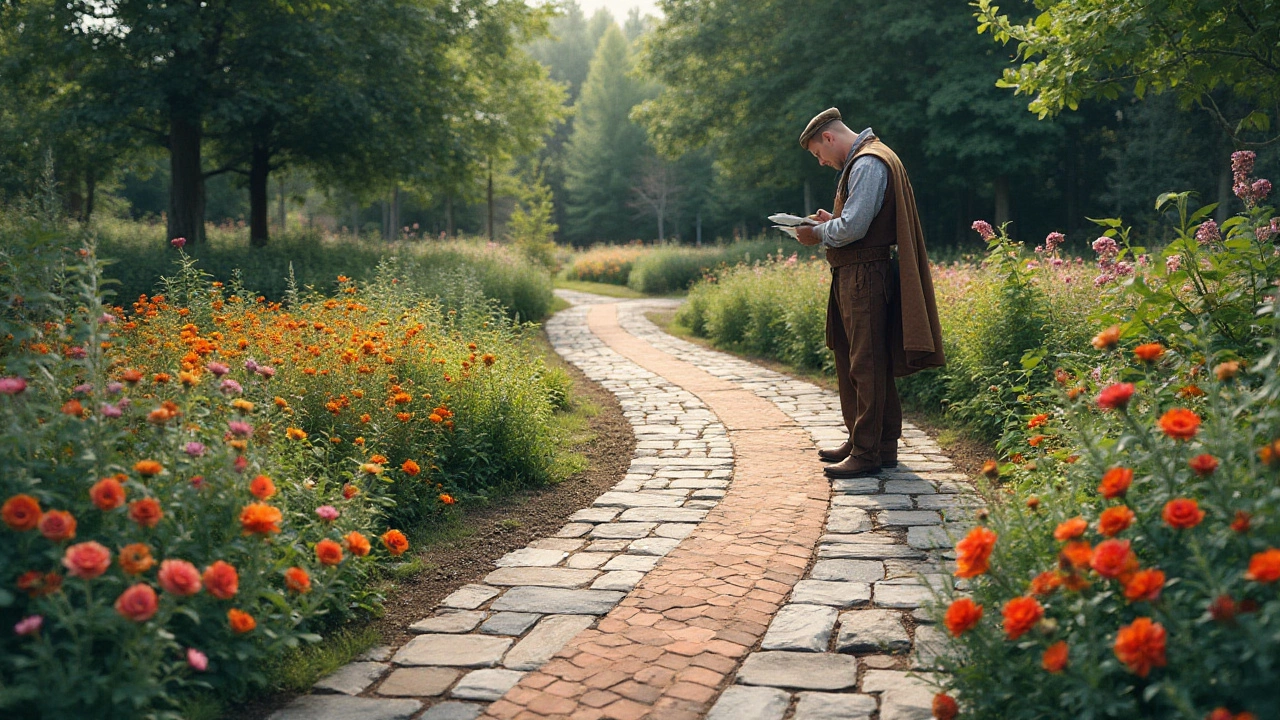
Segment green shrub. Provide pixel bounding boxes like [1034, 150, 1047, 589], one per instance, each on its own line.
[628, 238, 823, 295]
[564, 244, 646, 285]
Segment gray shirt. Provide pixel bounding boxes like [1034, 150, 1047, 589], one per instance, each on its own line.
[814, 127, 888, 248]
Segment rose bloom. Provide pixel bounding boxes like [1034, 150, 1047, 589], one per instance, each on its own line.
[90, 476, 127, 510]
[381, 529, 409, 556]
[1060, 541, 1093, 569]
[315, 505, 339, 522]
[1091, 325, 1121, 350]
[1002, 596, 1044, 640]
[933, 694, 959, 720]
[249, 475, 276, 500]
[285, 567, 312, 593]
[1114, 617, 1167, 677]
[1042, 641, 1069, 673]
[16, 571, 62, 598]
[202, 561, 239, 600]
[1189, 454, 1219, 476]
[158, 559, 202, 596]
[1098, 467, 1133, 499]
[115, 583, 159, 622]
[15, 614, 43, 636]
[1134, 343, 1165, 362]
[1053, 517, 1087, 541]
[119, 543, 155, 575]
[63, 541, 112, 579]
[401, 459, 421, 476]
[1092, 539, 1139, 579]
[2, 494, 42, 531]
[129, 498, 163, 528]
[344, 531, 372, 557]
[1123, 568, 1165, 603]
[1098, 505, 1135, 536]
[228, 608, 256, 634]
[944, 597, 983, 636]
[134, 460, 163, 477]
[38, 510, 76, 541]
[1163, 498, 1205, 529]
[316, 538, 344, 565]
[240, 503, 283, 535]
[439, 493, 456, 505]
[1159, 408, 1201, 440]
[954, 526, 997, 578]
[1096, 382, 1135, 410]
[1231, 510, 1252, 533]
[187, 648, 209, 672]
[1245, 548, 1280, 583]
[1029, 571, 1063, 596]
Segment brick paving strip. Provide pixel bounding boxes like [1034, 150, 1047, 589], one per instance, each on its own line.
[264, 290, 980, 720]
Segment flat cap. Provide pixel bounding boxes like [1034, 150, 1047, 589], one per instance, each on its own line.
[799, 107, 841, 148]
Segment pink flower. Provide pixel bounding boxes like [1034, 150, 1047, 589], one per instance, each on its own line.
[1092, 236, 1119, 261]
[972, 220, 996, 241]
[1196, 220, 1221, 245]
[14, 615, 42, 636]
[206, 362, 230, 377]
[158, 559, 202, 596]
[184, 442, 206, 457]
[187, 648, 208, 671]
[1166, 254, 1182, 273]
[1253, 179, 1272, 201]
[1045, 232, 1064, 253]
[66, 346, 87, 360]
[220, 379, 243, 395]
[0, 377, 28, 395]
[1257, 224, 1275, 242]
[228, 421, 252, 437]
[106, 382, 123, 394]
[99, 313, 116, 324]
[243, 359, 259, 373]
[171, 237, 187, 249]
[72, 383, 92, 395]
[100, 403, 122, 418]
[256, 366, 276, 379]
[1233, 150, 1256, 178]
[233, 456, 248, 473]
[315, 505, 340, 522]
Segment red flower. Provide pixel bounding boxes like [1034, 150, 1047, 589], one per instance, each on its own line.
[1231, 511, 1251, 533]
[1098, 467, 1132, 499]
[2, 494, 41, 531]
[1060, 541, 1093, 569]
[202, 561, 239, 600]
[932, 694, 959, 720]
[1098, 506, 1135, 536]
[63, 541, 112, 579]
[16, 570, 62, 597]
[1245, 548, 1280, 583]
[1096, 383, 1135, 410]
[316, 539, 344, 566]
[381, 529, 409, 556]
[249, 475, 276, 500]
[228, 608, 256, 634]
[1159, 408, 1201, 440]
[158, 559, 202, 596]
[1029, 571, 1063, 596]
[1091, 539, 1139, 580]
[1189, 454, 1219, 476]
[944, 597, 983, 636]
[285, 567, 312, 593]
[1162, 498, 1204, 529]
[1134, 343, 1165, 362]
[1114, 617, 1166, 677]
[1001, 596, 1044, 640]
[115, 583, 159, 622]
[954, 527, 997, 578]
[90, 476, 127, 510]
[1053, 517, 1087, 541]
[38, 510, 76, 541]
[1028, 413, 1049, 429]
[1042, 641, 1069, 673]
[1122, 568, 1165, 602]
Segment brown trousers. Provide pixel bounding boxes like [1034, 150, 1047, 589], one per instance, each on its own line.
[825, 259, 902, 461]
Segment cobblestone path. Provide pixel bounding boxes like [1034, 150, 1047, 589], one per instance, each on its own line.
[266, 290, 977, 720]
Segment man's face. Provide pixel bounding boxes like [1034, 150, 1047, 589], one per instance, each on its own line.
[807, 132, 843, 169]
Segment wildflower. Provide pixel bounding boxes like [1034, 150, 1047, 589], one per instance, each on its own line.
[66, 346, 87, 359]
[1195, 220, 1221, 244]
[1026, 496, 1040, 510]
[1029, 571, 1062, 596]
[115, 584, 159, 622]
[944, 597, 983, 636]
[979, 460, 998, 479]
[129, 498, 163, 528]
[971, 220, 996, 241]
[1245, 548, 1280, 583]
[932, 694, 959, 720]
[1098, 506, 1135, 536]
[1189, 454, 1218, 476]
[1096, 382, 1134, 410]
[1098, 467, 1133, 499]
[954, 527, 997, 578]
[14, 615, 43, 637]
[158, 559, 202, 596]
[1159, 408, 1200, 440]
[1123, 568, 1165, 602]
[182, 441, 207, 458]
[1165, 254, 1182, 274]
[119, 544, 155, 575]
[361, 462, 383, 475]
[1053, 517, 1087, 541]
[187, 648, 208, 672]
[190, 475, 205, 489]
[1178, 384, 1206, 398]
[1231, 510, 1251, 533]
[1253, 179, 1272, 201]
[1091, 539, 1139, 579]
[1210, 594, 1238, 623]
[1134, 343, 1164, 362]
[1161, 498, 1204, 529]
[1091, 326, 1121, 350]
[1042, 641, 1069, 673]
[220, 378, 243, 395]
[15, 571, 61, 597]
[439, 493, 456, 505]
[1044, 231, 1064, 253]
[171, 237, 187, 248]
[344, 531, 372, 557]
[38, 510, 76, 541]
[342, 483, 360, 499]
[206, 362, 230, 377]
[0, 376, 27, 394]
[134, 460, 163, 477]
[381, 529, 409, 556]
[249, 475, 276, 499]
[231, 399, 254, 413]
[61, 399, 85, 418]
[228, 608, 256, 634]
[100, 402, 123, 418]
[63, 541, 112, 579]
[285, 567, 311, 593]
[257, 365, 276, 379]
[401, 459, 421, 476]
[2, 494, 41, 531]
[202, 561, 239, 599]
[1214, 361, 1240, 381]
[120, 368, 143, 384]
[1002, 596, 1043, 640]
[90, 477, 126, 511]
[1114, 617, 1166, 677]
[1028, 413, 1049, 429]
[286, 427, 307, 441]
[1028, 434, 1046, 447]
[316, 539, 344, 566]
[316, 505, 339, 522]
[240, 503, 282, 534]
[153, 373, 171, 384]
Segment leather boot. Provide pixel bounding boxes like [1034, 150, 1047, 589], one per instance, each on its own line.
[880, 442, 898, 468]
[818, 439, 852, 463]
[823, 453, 881, 478]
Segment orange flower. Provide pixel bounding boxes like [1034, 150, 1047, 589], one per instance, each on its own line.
[1029, 571, 1063, 596]
[1053, 517, 1087, 541]
[1122, 568, 1165, 602]
[1114, 617, 1166, 677]
[1159, 408, 1200, 440]
[932, 694, 959, 720]
[228, 608, 256, 634]
[202, 561, 239, 600]
[1091, 539, 1139, 579]
[1214, 360, 1240, 381]
[1098, 467, 1132, 499]
[954, 526, 996, 578]
[1028, 434, 1047, 447]
[1026, 496, 1041, 510]
[428, 413, 443, 423]
[344, 531, 371, 557]
[1061, 571, 1091, 592]
[119, 543, 155, 575]
[249, 475, 276, 500]
[1098, 505, 1135, 536]
[439, 493, 456, 505]
[370, 454, 388, 464]
[240, 503, 283, 535]
[129, 498, 163, 528]
[1001, 596, 1044, 640]
[1042, 641, 1069, 673]
[134, 460, 164, 477]
[1162, 498, 1204, 529]
[1245, 548, 1280, 583]
[401, 459, 421, 476]
[316, 538, 344, 565]
[120, 368, 143, 384]
[944, 597, 983, 636]
[381, 529, 409, 556]
[62, 541, 112, 579]
[61, 399, 85, 417]
[38, 510, 77, 541]
[284, 567, 312, 594]
[1096, 382, 1135, 410]
[1028, 413, 1049, 429]
[286, 427, 307, 441]
[1134, 343, 1165, 362]
[1189, 454, 1219, 476]
[360, 462, 383, 475]
[115, 583, 159, 622]
[16, 570, 61, 597]
[981, 460, 999, 479]
[342, 483, 360, 499]
[1060, 541, 1093, 569]
[153, 373, 171, 384]
[1091, 325, 1121, 350]
[1178, 384, 1206, 398]
[90, 476, 127, 510]
[1231, 510, 1251, 533]
[232, 399, 255, 413]
[3, 494, 42, 531]
[158, 559, 202, 596]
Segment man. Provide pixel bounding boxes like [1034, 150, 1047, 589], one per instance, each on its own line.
[794, 108, 945, 478]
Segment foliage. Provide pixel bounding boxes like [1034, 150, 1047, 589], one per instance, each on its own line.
[507, 168, 560, 270]
[564, 244, 648, 285]
[628, 238, 824, 295]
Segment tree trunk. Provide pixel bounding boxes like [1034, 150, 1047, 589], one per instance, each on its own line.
[696, 210, 702, 247]
[61, 164, 83, 220]
[168, 114, 206, 245]
[1216, 158, 1232, 223]
[657, 206, 665, 241]
[249, 144, 271, 247]
[84, 168, 96, 222]
[392, 185, 401, 239]
[277, 176, 287, 232]
[446, 195, 454, 237]
[487, 159, 495, 242]
[994, 175, 1011, 231]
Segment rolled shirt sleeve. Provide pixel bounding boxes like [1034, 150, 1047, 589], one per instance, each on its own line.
[814, 156, 889, 248]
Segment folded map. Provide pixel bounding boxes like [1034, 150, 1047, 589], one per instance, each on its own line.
[768, 213, 819, 226]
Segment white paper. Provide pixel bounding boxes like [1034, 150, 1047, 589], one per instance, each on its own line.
[768, 213, 818, 226]
[773, 225, 799, 239]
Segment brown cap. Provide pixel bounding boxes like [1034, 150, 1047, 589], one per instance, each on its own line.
[799, 107, 841, 148]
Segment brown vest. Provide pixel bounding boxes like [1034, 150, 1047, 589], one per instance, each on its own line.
[826, 144, 897, 268]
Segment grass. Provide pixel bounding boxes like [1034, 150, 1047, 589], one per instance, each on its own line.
[554, 278, 650, 298]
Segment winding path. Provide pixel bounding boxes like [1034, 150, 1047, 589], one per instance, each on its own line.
[267, 290, 978, 720]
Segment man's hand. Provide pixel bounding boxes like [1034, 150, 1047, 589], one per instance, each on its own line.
[796, 225, 822, 246]
[812, 209, 833, 222]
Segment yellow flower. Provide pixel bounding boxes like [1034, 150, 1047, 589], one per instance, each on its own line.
[232, 399, 255, 413]
[286, 427, 308, 441]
